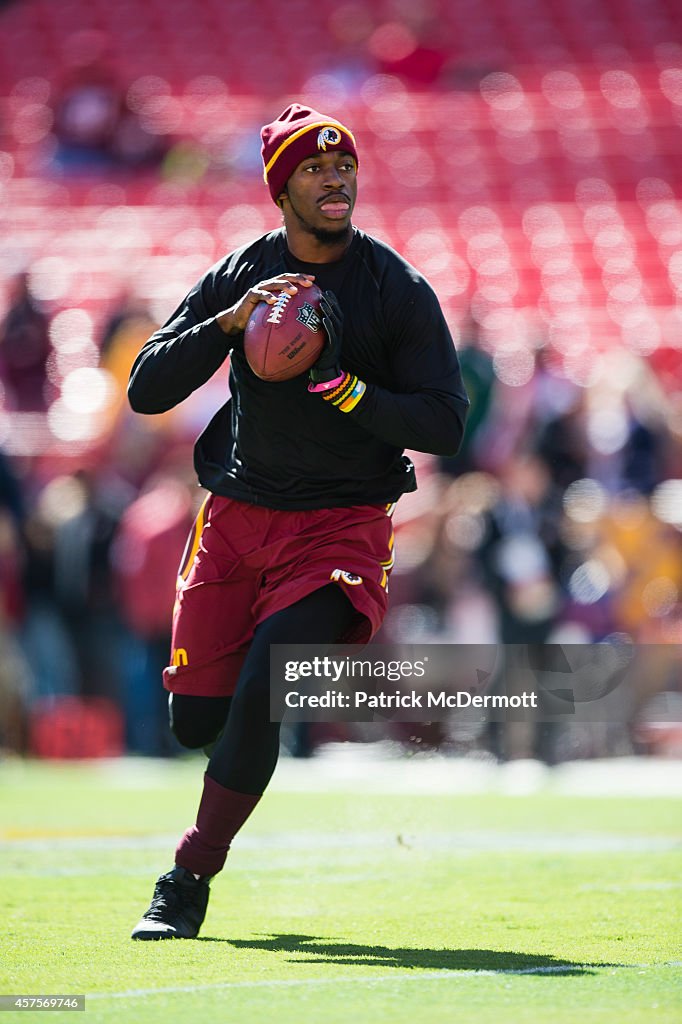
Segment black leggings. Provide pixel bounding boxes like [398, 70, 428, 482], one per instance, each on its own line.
[169, 584, 356, 795]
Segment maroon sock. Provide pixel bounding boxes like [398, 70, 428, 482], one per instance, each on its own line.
[175, 773, 261, 877]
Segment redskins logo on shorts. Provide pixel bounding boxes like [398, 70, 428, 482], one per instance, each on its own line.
[330, 568, 363, 586]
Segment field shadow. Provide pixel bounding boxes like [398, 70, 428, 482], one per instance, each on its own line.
[198, 933, 613, 975]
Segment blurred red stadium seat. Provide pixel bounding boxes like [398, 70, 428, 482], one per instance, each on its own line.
[0, 0, 680, 380]
[29, 696, 124, 759]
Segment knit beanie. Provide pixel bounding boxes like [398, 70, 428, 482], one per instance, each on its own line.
[261, 103, 358, 204]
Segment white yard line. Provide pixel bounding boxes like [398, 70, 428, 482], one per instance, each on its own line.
[2, 830, 680, 854]
[82, 751, 682, 797]
[268, 750, 682, 797]
[87, 961, 681, 1001]
[3, 753, 682, 795]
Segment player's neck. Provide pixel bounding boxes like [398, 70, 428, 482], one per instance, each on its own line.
[284, 225, 353, 264]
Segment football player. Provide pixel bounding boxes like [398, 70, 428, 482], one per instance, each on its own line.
[128, 103, 468, 939]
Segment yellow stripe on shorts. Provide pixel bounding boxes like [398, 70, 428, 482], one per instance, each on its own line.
[179, 496, 209, 582]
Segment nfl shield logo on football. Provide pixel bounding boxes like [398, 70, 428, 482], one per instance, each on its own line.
[296, 302, 321, 332]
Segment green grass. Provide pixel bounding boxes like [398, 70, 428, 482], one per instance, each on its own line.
[0, 757, 680, 1024]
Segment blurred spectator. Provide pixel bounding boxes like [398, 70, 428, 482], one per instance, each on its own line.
[0, 625, 32, 754]
[536, 358, 674, 498]
[20, 470, 128, 701]
[100, 292, 158, 359]
[0, 450, 30, 753]
[535, 391, 590, 493]
[52, 59, 122, 170]
[439, 316, 497, 477]
[0, 272, 51, 411]
[98, 294, 164, 435]
[0, 487, 24, 626]
[595, 491, 682, 641]
[394, 477, 490, 638]
[0, 447, 24, 531]
[374, 22, 450, 87]
[473, 453, 569, 763]
[110, 473, 197, 756]
[617, 366, 675, 495]
[477, 452, 565, 644]
[99, 294, 160, 419]
[632, 645, 682, 756]
[51, 41, 168, 172]
[52, 470, 127, 698]
[20, 475, 85, 698]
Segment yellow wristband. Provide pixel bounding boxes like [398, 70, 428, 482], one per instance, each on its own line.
[339, 379, 366, 412]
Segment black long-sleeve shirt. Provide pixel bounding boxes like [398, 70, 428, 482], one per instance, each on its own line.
[128, 227, 469, 510]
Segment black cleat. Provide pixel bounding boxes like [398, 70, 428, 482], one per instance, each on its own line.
[131, 866, 210, 940]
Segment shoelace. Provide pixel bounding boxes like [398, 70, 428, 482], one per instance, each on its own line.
[144, 875, 184, 920]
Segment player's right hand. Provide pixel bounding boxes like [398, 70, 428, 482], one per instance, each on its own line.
[309, 290, 343, 385]
[216, 273, 315, 335]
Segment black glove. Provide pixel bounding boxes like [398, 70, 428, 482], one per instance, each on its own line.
[309, 290, 343, 386]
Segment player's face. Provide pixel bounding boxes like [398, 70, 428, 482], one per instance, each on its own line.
[281, 150, 357, 244]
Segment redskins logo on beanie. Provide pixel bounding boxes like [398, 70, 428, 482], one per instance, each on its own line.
[261, 103, 358, 205]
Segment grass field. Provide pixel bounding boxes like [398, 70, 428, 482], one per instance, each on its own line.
[0, 752, 680, 1023]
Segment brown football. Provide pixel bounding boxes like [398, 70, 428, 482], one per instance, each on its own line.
[244, 284, 326, 382]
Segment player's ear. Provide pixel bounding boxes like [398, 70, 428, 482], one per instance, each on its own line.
[277, 187, 289, 207]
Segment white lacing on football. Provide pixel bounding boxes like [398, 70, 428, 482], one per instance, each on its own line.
[265, 291, 291, 326]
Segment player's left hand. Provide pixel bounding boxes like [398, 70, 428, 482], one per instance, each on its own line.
[309, 291, 343, 386]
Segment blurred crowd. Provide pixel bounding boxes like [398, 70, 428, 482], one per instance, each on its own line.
[1, 0, 681, 766]
[0, 268, 679, 762]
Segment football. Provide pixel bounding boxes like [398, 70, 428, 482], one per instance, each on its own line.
[244, 284, 326, 382]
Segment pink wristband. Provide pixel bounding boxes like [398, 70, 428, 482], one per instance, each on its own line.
[307, 372, 347, 394]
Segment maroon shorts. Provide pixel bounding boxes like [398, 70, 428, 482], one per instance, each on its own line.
[163, 495, 396, 697]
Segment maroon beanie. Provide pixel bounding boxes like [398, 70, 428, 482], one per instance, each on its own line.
[261, 103, 358, 204]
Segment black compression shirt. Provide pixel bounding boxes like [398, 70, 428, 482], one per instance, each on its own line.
[128, 227, 469, 510]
